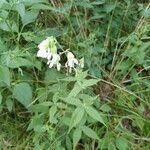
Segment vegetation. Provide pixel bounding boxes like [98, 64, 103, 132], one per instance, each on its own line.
[0, 0, 150, 149]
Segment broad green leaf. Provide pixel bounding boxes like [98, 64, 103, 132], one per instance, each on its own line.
[27, 115, 45, 132]
[16, 2, 25, 20]
[0, 65, 10, 86]
[69, 107, 84, 131]
[22, 10, 39, 26]
[0, 21, 18, 32]
[1, 54, 33, 68]
[142, 8, 150, 18]
[63, 98, 82, 106]
[85, 106, 105, 125]
[81, 126, 99, 140]
[73, 128, 82, 148]
[116, 137, 128, 150]
[82, 79, 98, 89]
[68, 82, 82, 98]
[30, 102, 51, 113]
[6, 97, 13, 112]
[104, 3, 116, 13]
[13, 82, 32, 108]
[44, 69, 64, 83]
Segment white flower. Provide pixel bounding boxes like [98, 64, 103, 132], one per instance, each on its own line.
[47, 48, 52, 60]
[38, 38, 50, 51]
[65, 52, 78, 68]
[37, 49, 47, 58]
[48, 54, 61, 71]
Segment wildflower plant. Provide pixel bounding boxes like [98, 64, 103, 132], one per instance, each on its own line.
[0, 0, 150, 149]
[37, 36, 84, 74]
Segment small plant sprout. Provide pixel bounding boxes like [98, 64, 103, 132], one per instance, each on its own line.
[37, 36, 84, 73]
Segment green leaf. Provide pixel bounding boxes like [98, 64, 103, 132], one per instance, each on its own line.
[63, 97, 82, 106]
[73, 128, 82, 148]
[30, 102, 51, 113]
[49, 105, 58, 124]
[81, 126, 99, 140]
[1, 54, 33, 68]
[91, 1, 105, 5]
[6, 97, 13, 112]
[69, 107, 85, 131]
[13, 82, 32, 108]
[82, 79, 98, 89]
[66, 135, 72, 150]
[104, 3, 116, 13]
[68, 82, 82, 98]
[85, 106, 105, 125]
[75, 71, 88, 81]
[16, 2, 25, 20]
[0, 94, 2, 105]
[116, 137, 128, 150]
[0, 38, 7, 53]
[0, 65, 10, 86]
[44, 69, 64, 83]
[100, 104, 111, 112]
[27, 115, 45, 132]
[22, 0, 49, 6]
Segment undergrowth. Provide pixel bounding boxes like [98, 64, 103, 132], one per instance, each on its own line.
[0, 0, 150, 149]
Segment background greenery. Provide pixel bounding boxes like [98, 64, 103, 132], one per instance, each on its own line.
[0, 0, 150, 149]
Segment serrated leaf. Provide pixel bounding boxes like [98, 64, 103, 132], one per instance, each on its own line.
[69, 107, 84, 131]
[63, 97, 82, 106]
[85, 106, 105, 125]
[1, 54, 33, 68]
[13, 82, 32, 108]
[81, 126, 99, 140]
[82, 79, 98, 89]
[73, 128, 82, 148]
[0, 65, 10, 86]
[68, 82, 82, 98]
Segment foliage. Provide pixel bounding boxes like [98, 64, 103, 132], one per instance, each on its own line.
[0, 0, 150, 149]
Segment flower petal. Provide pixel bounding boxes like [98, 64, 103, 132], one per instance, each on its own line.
[37, 49, 47, 58]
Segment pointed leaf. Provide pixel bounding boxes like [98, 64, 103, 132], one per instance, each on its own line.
[85, 106, 105, 125]
[0, 65, 10, 86]
[73, 128, 82, 148]
[13, 82, 32, 108]
[81, 126, 99, 140]
[69, 107, 84, 131]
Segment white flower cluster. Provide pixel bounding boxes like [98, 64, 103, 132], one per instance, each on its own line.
[37, 36, 84, 74]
